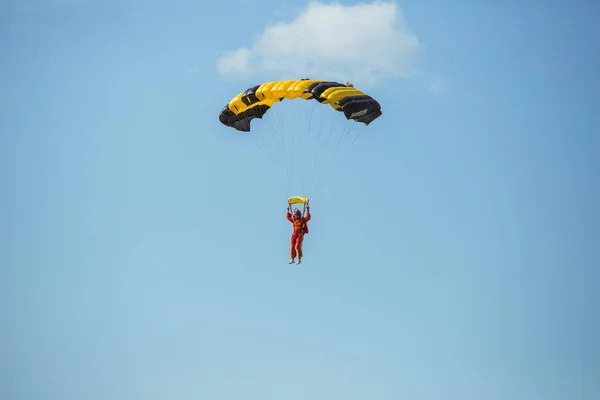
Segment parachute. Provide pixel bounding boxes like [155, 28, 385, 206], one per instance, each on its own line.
[219, 79, 382, 132]
[218, 78, 382, 206]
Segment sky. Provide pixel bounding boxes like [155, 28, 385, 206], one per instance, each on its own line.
[1, 0, 599, 399]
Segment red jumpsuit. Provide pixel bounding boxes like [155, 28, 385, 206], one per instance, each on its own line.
[287, 211, 311, 259]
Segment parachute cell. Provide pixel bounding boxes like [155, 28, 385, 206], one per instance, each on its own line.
[219, 79, 382, 132]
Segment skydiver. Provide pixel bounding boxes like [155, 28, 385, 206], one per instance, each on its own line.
[286, 206, 311, 264]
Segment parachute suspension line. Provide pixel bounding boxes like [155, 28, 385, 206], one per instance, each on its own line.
[309, 111, 326, 191]
[262, 106, 283, 193]
[218, 79, 382, 202]
[282, 109, 294, 197]
[270, 105, 292, 195]
[305, 108, 322, 180]
[272, 105, 288, 193]
[249, 107, 276, 168]
[350, 126, 367, 145]
[249, 98, 360, 199]
[309, 115, 336, 195]
[305, 99, 314, 140]
[291, 102, 304, 193]
[331, 120, 357, 161]
[311, 120, 358, 194]
[288, 101, 301, 194]
[250, 106, 291, 200]
[297, 100, 315, 195]
[301, 101, 308, 194]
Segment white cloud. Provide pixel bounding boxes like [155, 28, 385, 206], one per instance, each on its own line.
[216, 1, 420, 85]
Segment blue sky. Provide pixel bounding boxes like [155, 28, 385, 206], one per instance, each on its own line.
[1, 1, 598, 399]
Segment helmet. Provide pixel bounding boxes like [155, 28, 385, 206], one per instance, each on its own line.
[294, 208, 301, 217]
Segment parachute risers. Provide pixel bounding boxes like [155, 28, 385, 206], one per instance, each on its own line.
[219, 79, 382, 132]
[288, 196, 309, 216]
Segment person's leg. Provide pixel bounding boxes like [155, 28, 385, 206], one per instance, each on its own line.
[295, 235, 304, 262]
[289, 234, 298, 262]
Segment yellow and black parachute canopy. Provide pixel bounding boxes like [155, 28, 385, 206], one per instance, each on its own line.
[219, 79, 382, 132]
